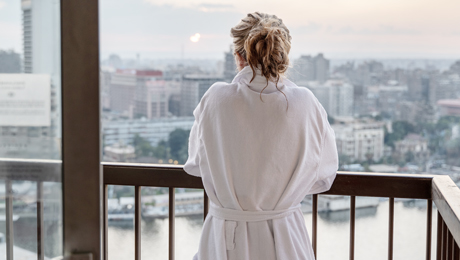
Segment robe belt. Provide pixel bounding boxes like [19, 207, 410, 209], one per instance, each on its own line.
[208, 204, 302, 250]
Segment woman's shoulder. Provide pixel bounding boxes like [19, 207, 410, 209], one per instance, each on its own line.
[284, 79, 323, 105]
[202, 81, 238, 101]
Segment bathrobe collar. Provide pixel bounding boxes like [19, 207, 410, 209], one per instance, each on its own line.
[232, 66, 286, 94]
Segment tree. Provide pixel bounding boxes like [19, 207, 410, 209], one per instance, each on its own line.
[152, 140, 168, 160]
[168, 128, 190, 163]
[384, 121, 417, 147]
[133, 134, 154, 157]
[365, 152, 374, 164]
[405, 151, 415, 163]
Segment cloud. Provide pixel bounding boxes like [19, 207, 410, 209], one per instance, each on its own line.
[335, 25, 419, 35]
[0, 1, 6, 9]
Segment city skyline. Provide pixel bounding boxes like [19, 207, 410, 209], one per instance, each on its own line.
[1, 0, 460, 59]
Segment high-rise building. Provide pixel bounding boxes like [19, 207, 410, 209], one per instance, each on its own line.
[313, 53, 329, 82]
[22, 0, 60, 77]
[223, 46, 236, 82]
[180, 75, 223, 116]
[291, 53, 330, 82]
[305, 80, 354, 117]
[0, 50, 21, 73]
[109, 69, 163, 118]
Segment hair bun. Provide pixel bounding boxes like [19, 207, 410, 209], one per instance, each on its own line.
[244, 16, 291, 82]
[231, 12, 291, 109]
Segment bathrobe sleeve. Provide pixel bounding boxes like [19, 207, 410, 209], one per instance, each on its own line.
[184, 103, 203, 177]
[308, 115, 339, 194]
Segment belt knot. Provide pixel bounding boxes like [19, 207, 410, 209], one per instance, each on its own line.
[208, 204, 301, 250]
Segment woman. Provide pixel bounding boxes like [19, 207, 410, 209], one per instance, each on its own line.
[184, 12, 338, 260]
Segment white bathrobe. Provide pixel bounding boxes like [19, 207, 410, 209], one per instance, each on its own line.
[184, 66, 338, 260]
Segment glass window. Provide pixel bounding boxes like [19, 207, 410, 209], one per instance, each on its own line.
[0, 0, 62, 258]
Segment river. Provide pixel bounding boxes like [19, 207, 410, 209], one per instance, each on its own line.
[107, 198, 438, 260]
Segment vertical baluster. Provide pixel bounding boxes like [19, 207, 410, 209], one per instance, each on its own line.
[169, 188, 175, 260]
[312, 194, 318, 259]
[37, 181, 44, 260]
[453, 241, 459, 260]
[437, 212, 442, 260]
[388, 198, 394, 260]
[203, 190, 209, 221]
[104, 185, 108, 260]
[135, 186, 142, 260]
[447, 231, 453, 260]
[426, 200, 432, 260]
[350, 196, 356, 260]
[442, 221, 447, 260]
[6, 180, 13, 260]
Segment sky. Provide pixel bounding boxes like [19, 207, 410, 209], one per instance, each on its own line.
[1, 0, 460, 60]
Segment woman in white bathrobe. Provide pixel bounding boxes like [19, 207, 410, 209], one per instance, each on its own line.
[184, 12, 338, 260]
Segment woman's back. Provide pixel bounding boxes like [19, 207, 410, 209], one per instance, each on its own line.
[184, 12, 338, 260]
[184, 66, 338, 260]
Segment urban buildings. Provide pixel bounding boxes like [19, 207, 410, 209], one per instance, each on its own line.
[437, 99, 460, 116]
[0, 50, 21, 73]
[0, 0, 60, 159]
[291, 53, 330, 82]
[102, 117, 195, 148]
[108, 69, 163, 118]
[304, 80, 354, 117]
[393, 134, 430, 163]
[332, 122, 385, 162]
[223, 46, 237, 82]
[363, 83, 408, 118]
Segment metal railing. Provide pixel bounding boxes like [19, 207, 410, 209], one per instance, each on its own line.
[103, 162, 460, 260]
[1, 159, 458, 260]
[0, 158, 61, 260]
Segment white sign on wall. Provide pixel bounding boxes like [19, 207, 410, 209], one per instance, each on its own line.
[0, 74, 51, 126]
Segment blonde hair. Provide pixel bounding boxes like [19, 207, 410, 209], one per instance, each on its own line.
[231, 12, 291, 105]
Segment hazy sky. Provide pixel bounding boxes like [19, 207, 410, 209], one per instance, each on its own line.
[1, 0, 460, 59]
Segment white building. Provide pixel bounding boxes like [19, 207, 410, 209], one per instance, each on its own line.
[332, 122, 384, 162]
[104, 143, 135, 162]
[0, 0, 61, 159]
[102, 117, 195, 147]
[394, 134, 430, 162]
[22, 0, 60, 126]
[304, 80, 354, 117]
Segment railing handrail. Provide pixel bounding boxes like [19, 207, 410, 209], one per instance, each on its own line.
[0, 158, 61, 182]
[103, 162, 435, 199]
[432, 175, 460, 245]
[1, 159, 459, 259]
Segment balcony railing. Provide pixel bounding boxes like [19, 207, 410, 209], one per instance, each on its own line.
[0, 158, 61, 260]
[103, 162, 460, 260]
[0, 159, 458, 260]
